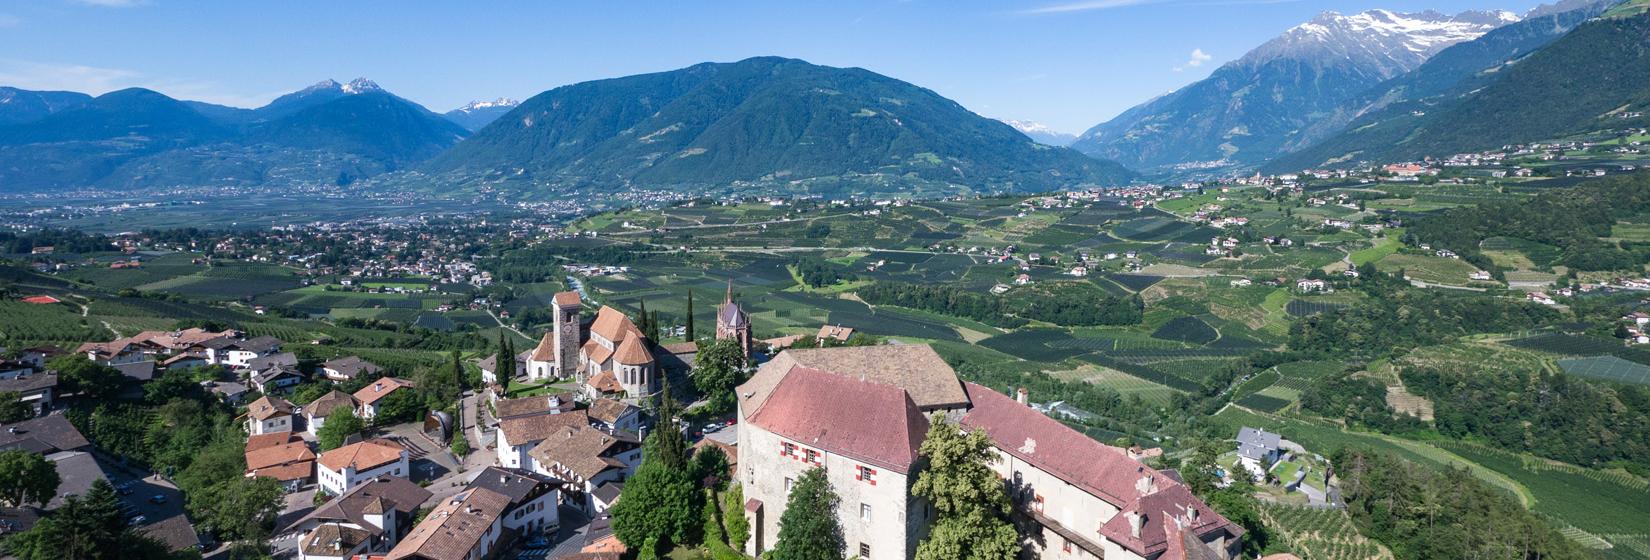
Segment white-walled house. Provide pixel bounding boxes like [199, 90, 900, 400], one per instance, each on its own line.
[352, 377, 415, 421]
[386, 487, 511, 560]
[286, 476, 432, 560]
[466, 467, 562, 537]
[527, 424, 642, 513]
[317, 439, 410, 496]
[495, 410, 588, 470]
[304, 390, 358, 435]
[246, 395, 297, 436]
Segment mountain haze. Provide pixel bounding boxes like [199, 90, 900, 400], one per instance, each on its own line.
[427, 57, 1133, 196]
[0, 79, 466, 191]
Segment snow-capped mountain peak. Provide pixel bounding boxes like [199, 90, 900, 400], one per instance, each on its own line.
[455, 98, 520, 113]
[342, 78, 382, 94]
[1242, 9, 1518, 78]
[1001, 119, 1077, 146]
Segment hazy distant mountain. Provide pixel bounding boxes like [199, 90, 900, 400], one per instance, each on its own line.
[427, 57, 1133, 196]
[0, 87, 91, 125]
[1268, 0, 1631, 170]
[1071, 9, 1516, 171]
[443, 98, 520, 131]
[0, 79, 467, 191]
[1002, 119, 1077, 146]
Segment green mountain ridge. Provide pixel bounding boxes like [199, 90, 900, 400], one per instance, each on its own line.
[425, 56, 1134, 196]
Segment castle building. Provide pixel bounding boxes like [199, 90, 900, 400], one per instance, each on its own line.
[526, 292, 660, 402]
[715, 281, 752, 358]
[737, 345, 1242, 560]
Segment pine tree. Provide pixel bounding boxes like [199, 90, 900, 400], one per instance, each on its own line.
[772, 467, 844, 560]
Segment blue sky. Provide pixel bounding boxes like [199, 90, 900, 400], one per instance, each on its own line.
[0, 0, 1539, 133]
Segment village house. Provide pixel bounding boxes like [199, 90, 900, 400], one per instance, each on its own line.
[317, 439, 411, 496]
[527, 424, 642, 513]
[245, 395, 297, 435]
[736, 345, 1242, 560]
[0, 372, 57, 416]
[586, 398, 644, 434]
[385, 487, 511, 560]
[1235, 427, 1283, 481]
[305, 390, 359, 435]
[245, 432, 315, 492]
[285, 476, 432, 560]
[496, 408, 590, 470]
[321, 356, 384, 383]
[817, 324, 856, 344]
[353, 377, 416, 421]
[465, 466, 563, 537]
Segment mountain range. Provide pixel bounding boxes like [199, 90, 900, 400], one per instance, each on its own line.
[3, 0, 1645, 195]
[424, 57, 1133, 196]
[0, 78, 467, 191]
[1268, 0, 1647, 170]
[1070, 9, 1518, 172]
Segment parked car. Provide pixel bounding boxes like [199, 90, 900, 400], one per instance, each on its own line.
[128, 515, 147, 526]
[149, 495, 167, 504]
[702, 423, 722, 434]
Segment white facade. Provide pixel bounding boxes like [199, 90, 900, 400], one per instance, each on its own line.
[738, 417, 924, 560]
[496, 429, 536, 470]
[249, 414, 293, 436]
[318, 454, 409, 497]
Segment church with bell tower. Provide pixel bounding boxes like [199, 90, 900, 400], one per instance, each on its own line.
[715, 281, 752, 358]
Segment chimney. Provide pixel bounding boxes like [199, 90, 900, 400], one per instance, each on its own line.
[1126, 511, 1143, 538]
[1015, 387, 1029, 405]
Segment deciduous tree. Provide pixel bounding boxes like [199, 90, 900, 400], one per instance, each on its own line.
[911, 419, 1019, 560]
[0, 450, 59, 507]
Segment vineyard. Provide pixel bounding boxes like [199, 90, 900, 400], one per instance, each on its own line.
[0, 300, 99, 346]
[1258, 503, 1392, 560]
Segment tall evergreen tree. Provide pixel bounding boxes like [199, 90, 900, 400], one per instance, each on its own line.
[912, 418, 1020, 560]
[450, 350, 464, 393]
[772, 467, 844, 560]
[611, 380, 701, 551]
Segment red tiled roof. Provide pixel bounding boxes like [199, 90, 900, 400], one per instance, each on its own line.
[20, 296, 60, 305]
[318, 439, 405, 472]
[583, 340, 614, 366]
[745, 366, 927, 473]
[353, 377, 414, 406]
[531, 332, 557, 362]
[614, 336, 653, 365]
[587, 370, 623, 395]
[960, 382, 1238, 557]
[553, 291, 582, 307]
[589, 306, 641, 345]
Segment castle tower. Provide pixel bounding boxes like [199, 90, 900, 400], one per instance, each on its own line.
[715, 280, 752, 357]
[552, 291, 583, 381]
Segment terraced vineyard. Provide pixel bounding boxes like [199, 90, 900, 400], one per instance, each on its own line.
[1258, 503, 1392, 560]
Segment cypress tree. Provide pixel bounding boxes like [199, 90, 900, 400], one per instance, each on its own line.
[685, 290, 695, 342]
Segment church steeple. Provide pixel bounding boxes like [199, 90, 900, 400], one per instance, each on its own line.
[716, 279, 752, 358]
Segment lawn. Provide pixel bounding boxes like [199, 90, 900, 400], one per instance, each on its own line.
[1349, 236, 1402, 266]
[1373, 252, 1484, 286]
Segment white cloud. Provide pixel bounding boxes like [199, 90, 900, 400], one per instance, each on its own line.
[1186, 48, 1212, 67]
[0, 59, 278, 107]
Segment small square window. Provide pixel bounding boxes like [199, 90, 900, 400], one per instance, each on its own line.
[784, 477, 794, 494]
[860, 503, 871, 522]
[859, 543, 870, 558]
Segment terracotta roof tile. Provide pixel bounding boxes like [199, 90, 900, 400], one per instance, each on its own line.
[387, 487, 512, 560]
[307, 390, 358, 419]
[318, 439, 405, 472]
[589, 306, 641, 345]
[742, 345, 968, 413]
[553, 291, 582, 307]
[498, 410, 589, 446]
[745, 366, 927, 473]
[587, 370, 623, 395]
[583, 340, 614, 366]
[614, 336, 653, 365]
[247, 395, 296, 421]
[531, 332, 557, 362]
[528, 425, 637, 481]
[352, 377, 414, 406]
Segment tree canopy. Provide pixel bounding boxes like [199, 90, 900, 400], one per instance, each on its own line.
[0, 450, 59, 508]
[771, 467, 844, 560]
[911, 419, 1020, 560]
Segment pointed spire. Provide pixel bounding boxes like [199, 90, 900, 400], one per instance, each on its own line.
[724, 278, 734, 305]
